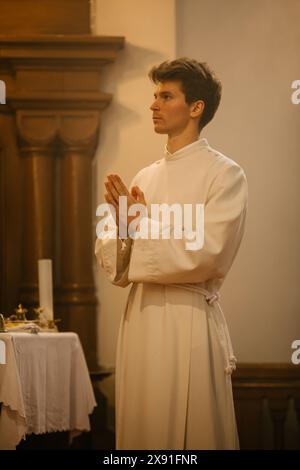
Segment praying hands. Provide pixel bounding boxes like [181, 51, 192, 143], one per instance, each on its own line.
[104, 174, 147, 236]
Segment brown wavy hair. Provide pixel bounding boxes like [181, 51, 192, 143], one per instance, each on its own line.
[148, 57, 222, 131]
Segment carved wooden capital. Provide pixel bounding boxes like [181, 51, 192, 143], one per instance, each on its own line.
[16, 110, 100, 154]
[17, 110, 58, 148]
[59, 111, 100, 155]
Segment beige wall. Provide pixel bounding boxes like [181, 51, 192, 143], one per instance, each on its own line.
[94, 0, 300, 368]
[94, 0, 176, 368]
[176, 0, 300, 362]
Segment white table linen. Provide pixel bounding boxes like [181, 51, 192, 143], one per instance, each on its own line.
[0, 332, 96, 449]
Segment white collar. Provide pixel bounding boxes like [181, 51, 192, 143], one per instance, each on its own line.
[164, 137, 209, 161]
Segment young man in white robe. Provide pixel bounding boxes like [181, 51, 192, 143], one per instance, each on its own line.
[95, 58, 248, 450]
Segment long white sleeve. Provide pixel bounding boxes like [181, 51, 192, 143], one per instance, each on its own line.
[95, 231, 132, 288]
[94, 173, 139, 287]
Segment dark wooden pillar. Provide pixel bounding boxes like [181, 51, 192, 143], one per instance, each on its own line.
[0, 110, 23, 315]
[17, 112, 57, 305]
[57, 112, 100, 368]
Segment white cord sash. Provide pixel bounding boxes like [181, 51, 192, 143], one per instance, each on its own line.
[170, 283, 237, 375]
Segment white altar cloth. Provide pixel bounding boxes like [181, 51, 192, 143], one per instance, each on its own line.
[0, 332, 96, 449]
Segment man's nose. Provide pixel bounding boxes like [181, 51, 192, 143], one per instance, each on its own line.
[150, 100, 159, 111]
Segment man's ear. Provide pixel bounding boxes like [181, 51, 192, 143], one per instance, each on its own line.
[190, 100, 205, 118]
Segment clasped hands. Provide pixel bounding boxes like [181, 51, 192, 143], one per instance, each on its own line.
[104, 174, 147, 237]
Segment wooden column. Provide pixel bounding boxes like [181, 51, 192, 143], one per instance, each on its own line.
[57, 111, 100, 368]
[17, 112, 57, 305]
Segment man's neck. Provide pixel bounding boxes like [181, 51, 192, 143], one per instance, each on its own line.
[167, 130, 200, 155]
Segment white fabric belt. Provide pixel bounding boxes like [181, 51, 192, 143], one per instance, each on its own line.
[170, 283, 237, 375]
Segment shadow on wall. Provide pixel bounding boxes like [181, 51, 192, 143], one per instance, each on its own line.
[95, 42, 167, 170]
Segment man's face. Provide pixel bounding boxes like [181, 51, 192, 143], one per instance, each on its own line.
[150, 80, 195, 136]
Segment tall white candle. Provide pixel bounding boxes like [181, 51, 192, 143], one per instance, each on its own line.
[38, 259, 54, 321]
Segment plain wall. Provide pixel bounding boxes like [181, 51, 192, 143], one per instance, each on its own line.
[176, 0, 300, 362]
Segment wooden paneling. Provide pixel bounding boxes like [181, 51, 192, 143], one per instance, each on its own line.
[232, 363, 300, 449]
[0, 0, 91, 35]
